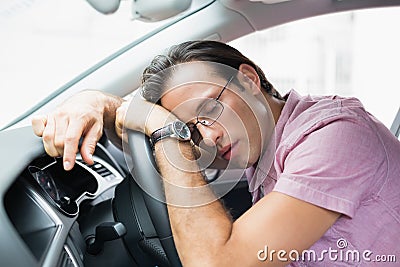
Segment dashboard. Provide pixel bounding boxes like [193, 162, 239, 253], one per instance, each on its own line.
[4, 149, 126, 267]
[0, 126, 137, 267]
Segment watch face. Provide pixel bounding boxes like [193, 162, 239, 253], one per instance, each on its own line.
[173, 121, 191, 140]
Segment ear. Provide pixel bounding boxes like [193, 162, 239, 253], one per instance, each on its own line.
[238, 63, 262, 95]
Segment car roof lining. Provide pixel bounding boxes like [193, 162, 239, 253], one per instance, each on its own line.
[222, 0, 400, 33]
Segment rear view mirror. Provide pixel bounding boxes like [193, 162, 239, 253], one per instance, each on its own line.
[86, 0, 121, 14]
[132, 0, 192, 22]
[86, 0, 192, 22]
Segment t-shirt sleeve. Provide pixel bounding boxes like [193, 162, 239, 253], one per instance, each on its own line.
[273, 117, 386, 218]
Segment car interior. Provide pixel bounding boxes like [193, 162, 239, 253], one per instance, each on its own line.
[1, 0, 399, 266]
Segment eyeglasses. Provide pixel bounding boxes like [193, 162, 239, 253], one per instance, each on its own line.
[188, 76, 234, 145]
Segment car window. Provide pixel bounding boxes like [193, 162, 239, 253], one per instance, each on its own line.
[0, 0, 173, 128]
[229, 7, 400, 128]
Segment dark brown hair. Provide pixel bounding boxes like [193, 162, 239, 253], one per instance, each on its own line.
[141, 40, 282, 102]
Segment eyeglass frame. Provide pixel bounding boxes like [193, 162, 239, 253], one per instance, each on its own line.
[187, 75, 235, 144]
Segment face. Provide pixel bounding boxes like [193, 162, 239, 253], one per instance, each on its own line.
[160, 70, 273, 169]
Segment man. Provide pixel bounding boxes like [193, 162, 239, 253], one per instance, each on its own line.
[32, 41, 400, 266]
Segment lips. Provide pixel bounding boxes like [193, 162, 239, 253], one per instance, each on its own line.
[219, 142, 237, 161]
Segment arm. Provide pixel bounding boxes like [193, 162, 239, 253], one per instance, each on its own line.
[154, 138, 340, 267]
[116, 97, 340, 266]
[32, 90, 124, 170]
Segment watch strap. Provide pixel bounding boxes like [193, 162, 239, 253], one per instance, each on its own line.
[150, 124, 173, 146]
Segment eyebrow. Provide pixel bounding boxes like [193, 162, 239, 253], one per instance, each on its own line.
[194, 76, 232, 115]
[195, 99, 207, 115]
[194, 85, 216, 114]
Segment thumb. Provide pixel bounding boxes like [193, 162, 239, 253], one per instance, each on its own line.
[31, 115, 47, 137]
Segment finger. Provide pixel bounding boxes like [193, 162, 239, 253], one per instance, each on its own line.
[80, 123, 103, 165]
[62, 121, 85, 170]
[115, 119, 123, 140]
[115, 117, 128, 144]
[42, 115, 60, 157]
[31, 115, 47, 137]
[115, 104, 126, 139]
[53, 116, 69, 157]
[116, 125, 128, 144]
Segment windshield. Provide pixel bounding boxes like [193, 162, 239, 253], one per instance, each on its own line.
[0, 0, 172, 128]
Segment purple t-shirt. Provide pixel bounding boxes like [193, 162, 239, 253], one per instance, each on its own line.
[246, 90, 400, 266]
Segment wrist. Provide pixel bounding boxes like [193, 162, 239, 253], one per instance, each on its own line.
[150, 120, 191, 148]
[146, 110, 177, 136]
[101, 92, 124, 130]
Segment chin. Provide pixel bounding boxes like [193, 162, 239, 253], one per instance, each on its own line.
[225, 157, 251, 169]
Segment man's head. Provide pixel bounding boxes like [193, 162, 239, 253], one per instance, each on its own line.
[140, 41, 277, 168]
[141, 40, 282, 102]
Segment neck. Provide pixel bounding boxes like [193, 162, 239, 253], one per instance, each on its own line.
[262, 90, 285, 124]
[253, 90, 285, 169]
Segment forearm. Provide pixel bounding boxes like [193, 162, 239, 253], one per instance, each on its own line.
[154, 139, 233, 266]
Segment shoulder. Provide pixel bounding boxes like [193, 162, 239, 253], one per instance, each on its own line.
[273, 94, 388, 217]
[278, 92, 374, 150]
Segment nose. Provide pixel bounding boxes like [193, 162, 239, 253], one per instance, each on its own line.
[196, 123, 222, 148]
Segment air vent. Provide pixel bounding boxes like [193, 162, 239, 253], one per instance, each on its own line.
[58, 246, 78, 267]
[77, 159, 116, 181]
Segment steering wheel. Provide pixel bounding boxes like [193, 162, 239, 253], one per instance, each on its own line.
[124, 129, 182, 267]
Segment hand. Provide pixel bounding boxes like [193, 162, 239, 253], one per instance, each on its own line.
[32, 90, 121, 170]
[115, 93, 175, 140]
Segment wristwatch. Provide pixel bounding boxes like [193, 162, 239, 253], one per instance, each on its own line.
[150, 120, 191, 146]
